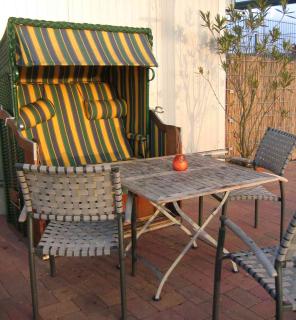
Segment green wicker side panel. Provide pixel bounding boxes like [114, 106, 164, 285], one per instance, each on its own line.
[0, 30, 10, 79]
[149, 112, 166, 157]
[0, 75, 21, 225]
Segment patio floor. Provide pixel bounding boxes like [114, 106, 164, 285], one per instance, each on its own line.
[1, 163, 296, 320]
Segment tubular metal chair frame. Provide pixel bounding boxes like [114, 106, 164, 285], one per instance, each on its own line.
[199, 127, 296, 240]
[212, 209, 296, 320]
[16, 163, 127, 320]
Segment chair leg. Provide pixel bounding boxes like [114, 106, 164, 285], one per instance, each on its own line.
[49, 255, 56, 277]
[275, 262, 283, 320]
[28, 217, 39, 320]
[280, 199, 285, 241]
[212, 203, 228, 320]
[198, 196, 204, 226]
[118, 215, 127, 320]
[280, 182, 285, 241]
[131, 196, 137, 277]
[254, 200, 259, 228]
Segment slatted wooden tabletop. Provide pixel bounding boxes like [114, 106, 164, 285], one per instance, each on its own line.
[116, 153, 282, 203]
[117, 153, 219, 180]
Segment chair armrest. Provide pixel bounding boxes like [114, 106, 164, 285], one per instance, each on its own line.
[0, 107, 38, 163]
[149, 109, 181, 155]
[228, 157, 254, 167]
[223, 217, 277, 277]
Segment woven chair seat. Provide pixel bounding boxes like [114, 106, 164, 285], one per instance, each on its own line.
[216, 186, 279, 202]
[228, 247, 296, 310]
[37, 220, 119, 257]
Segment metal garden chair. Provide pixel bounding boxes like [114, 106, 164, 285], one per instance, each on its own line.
[16, 164, 126, 320]
[199, 127, 296, 239]
[212, 210, 296, 320]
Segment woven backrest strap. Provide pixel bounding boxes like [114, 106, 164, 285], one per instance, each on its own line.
[276, 211, 296, 262]
[254, 127, 296, 176]
[16, 164, 123, 222]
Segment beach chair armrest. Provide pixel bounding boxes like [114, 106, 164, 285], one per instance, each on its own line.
[0, 107, 38, 163]
[228, 157, 254, 167]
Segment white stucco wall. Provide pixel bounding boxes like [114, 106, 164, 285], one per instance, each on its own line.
[0, 0, 226, 153]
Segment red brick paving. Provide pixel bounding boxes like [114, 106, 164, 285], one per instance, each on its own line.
[1, 163, 296, 319]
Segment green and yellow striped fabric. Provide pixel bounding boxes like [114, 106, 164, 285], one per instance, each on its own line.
[17, 82, 133, 166]
[18, 98, 55, 129]
[85, 99, 127, 120]
[15, 25, 158, 67]
[19, 66, 103, 83]
[106, 66, 148, 157]
[77, 81, 117, 100]
[18, 65, 150, 158]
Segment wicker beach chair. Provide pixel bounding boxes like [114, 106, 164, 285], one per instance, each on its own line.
[212, 210, 296, 320]
[0, 17, 181, 226]
[199, 127, 296, 239]
[16, 163, 126, 320]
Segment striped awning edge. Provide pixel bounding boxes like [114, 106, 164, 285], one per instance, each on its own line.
[15, 24, 158, 67]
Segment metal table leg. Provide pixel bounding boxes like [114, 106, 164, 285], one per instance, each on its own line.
[125, 199, 198, 253]
[125, 191, 236, 300]
[213, 201, 228, 320]
[125, 209, 161, 252]
[171, 201, 238, 272]
[154, 192, 230, 300]
[129, 192, 137, 276]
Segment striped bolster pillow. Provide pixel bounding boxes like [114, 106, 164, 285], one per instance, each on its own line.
[18, 99, 55, 130]
[84, 99, 127, 120]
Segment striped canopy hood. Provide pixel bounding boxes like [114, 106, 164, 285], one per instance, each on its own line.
[7, 18, 158, 67]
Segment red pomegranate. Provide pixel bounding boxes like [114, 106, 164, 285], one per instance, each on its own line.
[172, 154, 188, 171]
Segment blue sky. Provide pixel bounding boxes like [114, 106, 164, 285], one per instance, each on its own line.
[267, 4, 296, 22]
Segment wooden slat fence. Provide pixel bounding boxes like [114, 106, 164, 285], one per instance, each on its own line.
[226, 55, 296, 158]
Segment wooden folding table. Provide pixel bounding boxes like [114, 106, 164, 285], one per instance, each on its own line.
[117, 153, 284, 300]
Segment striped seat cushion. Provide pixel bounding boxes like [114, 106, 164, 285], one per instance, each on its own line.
[18, 99, 55, 129]
[17, 82, 133, 166]
[85, 99, 127, 120]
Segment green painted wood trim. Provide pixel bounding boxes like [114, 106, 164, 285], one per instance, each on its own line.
[6, 18, 18, 116]
[8, 17, 154, 46]
[7, 18, 18, 83]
